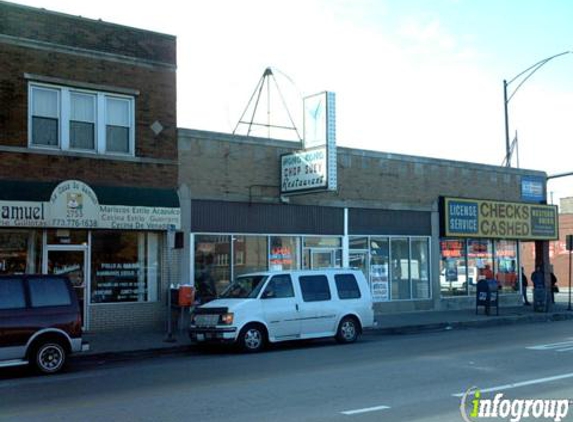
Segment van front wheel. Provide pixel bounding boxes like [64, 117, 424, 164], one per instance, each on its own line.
[336, 317, 359, 344]
[238, 324, 266, 352]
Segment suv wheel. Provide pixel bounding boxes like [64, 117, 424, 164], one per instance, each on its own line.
[238, 324, 265, 353]
[336, 317, 359, 344]
[33, 341, 67, 374]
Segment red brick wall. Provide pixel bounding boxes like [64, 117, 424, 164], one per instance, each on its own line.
[0, 2, 175, 64]
[0, 2, 177, 189]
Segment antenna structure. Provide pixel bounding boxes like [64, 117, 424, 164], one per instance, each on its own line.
[233, 67, 302, 141]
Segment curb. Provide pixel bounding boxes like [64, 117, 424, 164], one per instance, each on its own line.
[369, 311, 573, 335]
[75, 312, 573, 363]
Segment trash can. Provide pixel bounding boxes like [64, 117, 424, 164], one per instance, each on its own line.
[476, 279, 499, 316]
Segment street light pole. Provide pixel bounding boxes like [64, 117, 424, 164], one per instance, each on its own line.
[503, 50, 571, 167]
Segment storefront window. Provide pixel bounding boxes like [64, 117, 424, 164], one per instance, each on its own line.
[302, 236, 342, 269]
[91, 231, 160, 304]
[391, 237, 411, 300]
[370, 237, 390, 302]
[349, 236, 369, 281]
[495, 240, 519, 293]
[194, 235, 231, 302]
[440, 239, 468, 296]
[0, 230, 42, 274]
[269, 236, 299, 271]
[468, 239, 493, 290]
[234, 235, 268, 277]
[412, 238, 430, 299]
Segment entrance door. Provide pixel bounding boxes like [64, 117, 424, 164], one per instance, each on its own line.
[46, 249, 87, 328]
[310, 249, 335, 269]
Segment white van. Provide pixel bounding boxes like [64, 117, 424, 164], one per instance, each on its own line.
[189, 269, 375, 352]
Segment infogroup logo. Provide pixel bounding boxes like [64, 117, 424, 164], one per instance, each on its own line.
[460, 387, 571, 422]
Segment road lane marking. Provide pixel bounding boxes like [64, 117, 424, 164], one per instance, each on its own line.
[527, 339, 573, 352]
[341, 405, 391, 415]
[452, 372, 573, 397]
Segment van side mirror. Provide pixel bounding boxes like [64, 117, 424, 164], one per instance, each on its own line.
[262, 290, 275, 299]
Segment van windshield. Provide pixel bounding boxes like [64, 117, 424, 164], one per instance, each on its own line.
[220, 275, 268, 299]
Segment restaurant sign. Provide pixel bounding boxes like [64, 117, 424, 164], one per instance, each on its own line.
[442, 197, 558, 240]
[0, 180, 180, 230]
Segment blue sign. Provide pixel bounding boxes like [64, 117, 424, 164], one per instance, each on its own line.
[521, 176, 545, 202]
[447, 200, 479, 235]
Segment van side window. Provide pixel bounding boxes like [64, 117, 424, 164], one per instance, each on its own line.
[335, 274, 361, 299]
[299, 275, 331, 302]
[262, 275, 294, 299]
[0, 278, 26, 310]
[28, 277, 72, 307]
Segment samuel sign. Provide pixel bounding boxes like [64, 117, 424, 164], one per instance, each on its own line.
[442, 197, 558, 240]
[0, 180, 180, 230]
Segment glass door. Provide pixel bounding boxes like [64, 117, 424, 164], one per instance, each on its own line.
[310, 249, 335, 269]
[46, 249, 87, 328]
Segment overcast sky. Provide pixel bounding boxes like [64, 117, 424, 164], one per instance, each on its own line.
[11, 0, 573, 203]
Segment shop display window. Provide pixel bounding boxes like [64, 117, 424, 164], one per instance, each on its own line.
[0, 230, 42, 274]
[194, 235, 231, 302]
[391, 238, 411, 300]
[412, 238, 430, 299]
[468, 239, 494, 286]
[495, 240, 519, 293]
[269, 236, 299, 271]
[233, 236, 268, 277]
[369, 237, 390, 302]
[91, 231, 160, 304]
[440, 239, 468, 296]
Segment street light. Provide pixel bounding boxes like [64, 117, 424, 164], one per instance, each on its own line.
[503, 50, 572, 167]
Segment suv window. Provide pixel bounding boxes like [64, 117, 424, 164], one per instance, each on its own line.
[299, 275, 331, 302]
[28, 277, 72, 307]
[0, 278, 26, 310]
[262, 275, 294, 298]
[335, 274, 362, 299]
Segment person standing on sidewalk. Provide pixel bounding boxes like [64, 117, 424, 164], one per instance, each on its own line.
[550, 268, 558, 304]
[531, 265, 544, 288]
[521, 267, 530, 305]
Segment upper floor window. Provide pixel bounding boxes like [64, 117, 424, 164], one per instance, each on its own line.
[29, 83, 135, 156]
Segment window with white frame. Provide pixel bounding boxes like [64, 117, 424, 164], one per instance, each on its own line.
[29, 83, 134, 155]
[31, 86, 59, 147]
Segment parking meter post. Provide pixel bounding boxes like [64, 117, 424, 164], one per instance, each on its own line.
[164, 225, 177, 343]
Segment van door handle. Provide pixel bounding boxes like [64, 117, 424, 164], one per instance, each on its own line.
[296, 304, 299, 311]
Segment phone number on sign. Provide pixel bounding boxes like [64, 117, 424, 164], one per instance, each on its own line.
[51, 218, 99, 228]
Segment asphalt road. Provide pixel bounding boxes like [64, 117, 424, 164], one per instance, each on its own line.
[2, 321, 573, 422]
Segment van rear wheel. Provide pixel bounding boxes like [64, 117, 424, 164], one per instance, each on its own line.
[336, 317, 359, 344]
[238, 324, 265, 353]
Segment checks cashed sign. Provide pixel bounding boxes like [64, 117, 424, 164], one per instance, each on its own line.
[442, 197, 558, 240]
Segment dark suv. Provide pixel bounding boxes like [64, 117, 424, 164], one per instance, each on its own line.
[0, 274, 89, 374]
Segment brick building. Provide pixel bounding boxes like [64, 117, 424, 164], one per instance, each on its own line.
[0, 1, 181, 331]
[178, 129, 558, 313]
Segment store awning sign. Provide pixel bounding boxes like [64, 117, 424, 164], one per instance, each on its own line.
[0, 180, 180, 230]
[442, 197, 558, 240]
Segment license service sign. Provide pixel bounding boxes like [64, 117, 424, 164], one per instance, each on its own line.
[442, 197, 558, 240]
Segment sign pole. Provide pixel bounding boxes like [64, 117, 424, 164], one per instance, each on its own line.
[565, 234, 573, 311]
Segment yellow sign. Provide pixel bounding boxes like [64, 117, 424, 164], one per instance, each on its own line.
[443, 197, 558, 240]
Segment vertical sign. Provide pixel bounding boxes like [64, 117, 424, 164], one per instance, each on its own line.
[281, 91, 337, 195]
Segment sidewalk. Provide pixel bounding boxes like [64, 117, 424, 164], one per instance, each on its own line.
[81, 302, 573, 360]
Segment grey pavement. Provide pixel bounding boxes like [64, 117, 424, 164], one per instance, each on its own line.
[81, 294, 573, 360]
